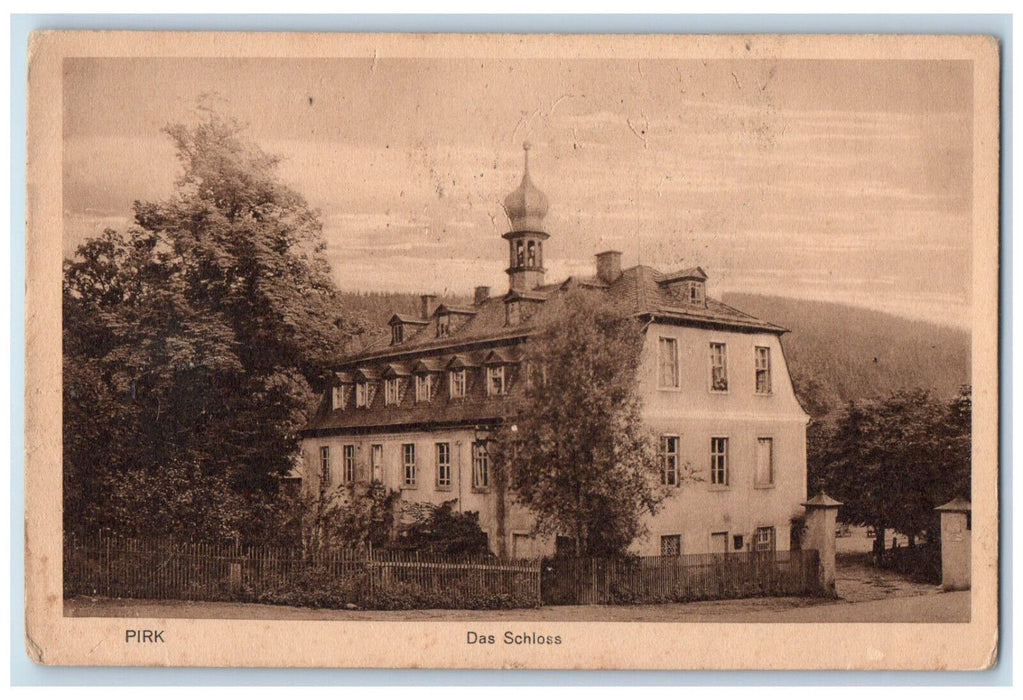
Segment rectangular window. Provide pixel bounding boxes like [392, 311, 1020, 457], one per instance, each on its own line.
[753, 526, 776, 552]
[391, 324, 403, 345]
[331, 386, 343, 410]
[370, 444, 383, 483]
[658, 337, 679, 388]
[343, 444, 356, 483]
[319, 446, 330, 484]
[660, 435, 679, 486]
[710, 437, 729, 486]
[384, 377, 399, 406]
[415, 374, 432, 403]
[355, 382, 368, 408]
[710, 342, 728, 391]
[437, 314, 450, 337]
[472, 441, 490, 489]
[660, 534, 682, 557]
[755, 346, 772, 394]
[755, 437, 774, 487]
[487, 365, 506, 396]
[402, 443, 416, 487]
[435, 442, 451, 488]
[450, 369, 466, 398]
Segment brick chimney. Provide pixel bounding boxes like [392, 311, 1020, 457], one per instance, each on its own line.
[474, 286, 491, 305]
[595, 250, 623, 284]
[420, 294, 438, 320]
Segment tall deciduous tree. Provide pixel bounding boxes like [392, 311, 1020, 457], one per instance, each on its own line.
[491, 290, 665, 557]
[810, 387, 971, 556]
[63, 111, 360, 542]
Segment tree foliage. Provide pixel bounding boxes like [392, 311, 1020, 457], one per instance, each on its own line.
[63, 111, 360, 542]
[809, 387, 971, 554]
[396, 501, 492, 556]
[491, 289, 665, 557]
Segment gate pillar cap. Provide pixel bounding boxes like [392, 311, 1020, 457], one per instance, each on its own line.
[935, 497, 971, 513]
[802, 492, 843, 509]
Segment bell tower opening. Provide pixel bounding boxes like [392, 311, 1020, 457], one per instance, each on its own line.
[502, 142, 551, 292]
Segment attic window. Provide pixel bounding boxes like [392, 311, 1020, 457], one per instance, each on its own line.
[687, 281, 705, 306]
[331, 386, 344, 410]
[391, 324, 403, 345]
[437, 314, 451, 337]
[506, 301, 520, 326]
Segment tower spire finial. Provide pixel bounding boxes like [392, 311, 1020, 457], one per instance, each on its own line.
[522, 141, 531, 174]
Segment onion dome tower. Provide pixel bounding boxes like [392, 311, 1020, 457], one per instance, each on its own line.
[502, 142, 550, 292]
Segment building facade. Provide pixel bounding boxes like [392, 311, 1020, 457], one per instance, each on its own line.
[300, 144, 809, 558]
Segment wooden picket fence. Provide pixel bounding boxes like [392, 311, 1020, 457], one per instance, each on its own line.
[64, 534, 821, 609]
[540, 549, 823, 605]
[63, 533, 541, 609]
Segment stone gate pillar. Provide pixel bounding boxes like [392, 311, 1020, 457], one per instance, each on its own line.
[935, 497, 971, 591]
[802, 492, 842, 596]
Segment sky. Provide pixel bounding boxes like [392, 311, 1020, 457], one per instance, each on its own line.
[63, 57, 973, 328]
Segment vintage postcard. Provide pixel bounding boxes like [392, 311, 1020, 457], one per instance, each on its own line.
[25, 31, 999, 670]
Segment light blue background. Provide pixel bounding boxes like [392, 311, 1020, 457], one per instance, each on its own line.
[9, 12, 1012, 686]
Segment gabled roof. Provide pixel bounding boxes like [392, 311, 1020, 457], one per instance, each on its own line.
[381, 362, 412, 378]
[435, 304, 477, 316]
[483, 347, 520, 365]
[334, 370, 356, 384]
[411, 358, 444, 373]
[503, 289, 549, 302]
[353, 367, 381, 381]
[388, 313, 429, 326]
[658, 266, 708, 284]
[446, 354, 478, 369]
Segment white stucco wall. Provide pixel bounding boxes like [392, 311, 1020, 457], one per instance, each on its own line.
[632, 323, 809, 556]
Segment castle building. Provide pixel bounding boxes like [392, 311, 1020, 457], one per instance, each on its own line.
[299, 144, 809, 558]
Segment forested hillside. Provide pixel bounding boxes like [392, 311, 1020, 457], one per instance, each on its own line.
[722, 293, 970, 417]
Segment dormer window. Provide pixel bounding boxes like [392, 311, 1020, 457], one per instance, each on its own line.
[506, 301, 521, 326]
[355, 381, 368, 408]
[687, 281, 705, 306]
[384, 377, 400, 406]
[487, 366, 506, 396]
[449, 369, 467, 399]
[415, 374, 433, 403]
[437, 314, 450, 337]
[331, 386, 344, 410]
[391, 324, 403, 345]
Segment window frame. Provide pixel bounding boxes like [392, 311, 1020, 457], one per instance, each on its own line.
[384, 377, 400, 406]
[657, 336, 680, 389]
[370, 443, 383, 483]
[660, 534, 682, 557]
[710, 436, 729, 487]
[342, 444, 356, 483]
[660, 434, 680, 487]
[355, 381, 368, 408]
[472, 440, 490, 491]
[449, 368, 467, 399]
[709, 342, 729, 393]
[755, 345, 772, 395]
[435, 442, 452, 489]
[331, 385, 344, 411]
[415, 373, 433, 403]
[319, 445, 330, 484]
[391, 324, 403, 345]
[753, 526, 776, 553]
[402, 443, 416, 488]
[755, 437, 774, 488]
[487, 365, 506, 396]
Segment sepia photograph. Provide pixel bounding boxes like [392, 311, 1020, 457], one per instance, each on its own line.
[24, 31, 1000, 669]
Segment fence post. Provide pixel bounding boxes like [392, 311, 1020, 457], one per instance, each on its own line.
[802, 492, 842, 596]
